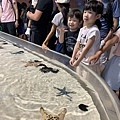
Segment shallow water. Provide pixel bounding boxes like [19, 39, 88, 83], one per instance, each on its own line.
[0, 38, 100, 120]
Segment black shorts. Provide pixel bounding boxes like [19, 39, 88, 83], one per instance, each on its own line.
[30, 30, 47, 46]
[1, 22, 16, 36]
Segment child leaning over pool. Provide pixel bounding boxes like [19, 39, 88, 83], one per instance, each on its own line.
[69, 0, 104, 77]
[56, 8, 83, 57]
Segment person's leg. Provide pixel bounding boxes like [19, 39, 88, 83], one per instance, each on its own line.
[7, 22, 16, 36]
[30, 30, 35, 43]
[1, 23, 9, 34]
[35, 32, 46, 46]
[101, 56, 120, 94]
[30, 31, 46, 46]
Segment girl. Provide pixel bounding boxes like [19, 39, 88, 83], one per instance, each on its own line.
[57, 8, 83, 57]
[69, 0, 104, 77]
[88, 28, 120, 99]
[42, 0, 70, 51]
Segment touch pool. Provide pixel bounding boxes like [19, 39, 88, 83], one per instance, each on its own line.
[0, 31, 120, 120]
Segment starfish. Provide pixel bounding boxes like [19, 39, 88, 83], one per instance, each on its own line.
[40, 65, 59, 73]
[10, 50, 24, 54]
[21, 60, 42, 67]
[53, 87, 76, 101]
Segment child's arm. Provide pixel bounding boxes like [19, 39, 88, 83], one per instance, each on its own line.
[57, 27, 68, 43]
[72, 36, 95, 67]
[69, 41, 80, 66]
[100, 17, 119, 48]
[42, 24, 57, 50]
[88, 35, 119, 64]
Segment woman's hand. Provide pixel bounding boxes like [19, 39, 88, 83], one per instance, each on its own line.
[15, 20, 19, 28]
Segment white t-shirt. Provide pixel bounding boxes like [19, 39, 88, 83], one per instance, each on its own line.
[52, 12, 67, 38]
[32, 0, 38, 6]
[77, 25, 100, 65]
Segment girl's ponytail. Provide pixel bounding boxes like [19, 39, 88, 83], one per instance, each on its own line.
[95, 19, 101, 30]
[58, 3, 70, 26]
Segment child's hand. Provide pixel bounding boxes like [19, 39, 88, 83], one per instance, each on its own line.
[42, 42, 49, 53]
[57, 27, 68, 33]
[72, 60, 80, 67]
[69, 58, 75, 66]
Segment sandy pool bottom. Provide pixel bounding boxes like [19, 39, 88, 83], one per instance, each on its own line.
[0, 38, 100, 120]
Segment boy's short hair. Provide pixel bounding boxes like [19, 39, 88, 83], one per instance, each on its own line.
[68, 8, 83, 21]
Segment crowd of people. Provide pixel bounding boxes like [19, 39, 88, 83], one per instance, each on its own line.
[0, 0, 120, 99]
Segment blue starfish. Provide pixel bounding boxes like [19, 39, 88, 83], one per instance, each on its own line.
[53, 87, 76, 101]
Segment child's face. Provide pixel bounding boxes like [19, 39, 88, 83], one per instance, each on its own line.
[83, 10, 99, 26]
[56, 3, 61, 12]
[67, 16, 81, 31]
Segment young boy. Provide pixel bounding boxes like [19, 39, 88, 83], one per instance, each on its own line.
[56, 8, 83, 57]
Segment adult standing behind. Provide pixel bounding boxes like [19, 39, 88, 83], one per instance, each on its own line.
[26, 0, 53, 46]
[88, 28, 120, 99]
[25, 0, 38, 41]
[0, 0, 19, 36]
[98, 0, 120, 72]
